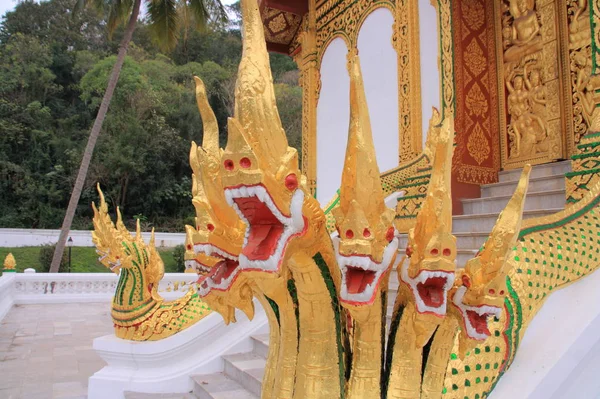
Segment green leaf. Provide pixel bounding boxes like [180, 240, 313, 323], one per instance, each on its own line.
[148, 0, 180, 51]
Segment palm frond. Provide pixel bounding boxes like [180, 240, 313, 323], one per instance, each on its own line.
[106, 0, 135, 38]
[148, 0, 180, 51]
[189, 0, 228, 31]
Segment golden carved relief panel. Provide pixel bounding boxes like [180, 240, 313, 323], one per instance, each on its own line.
[495, 0, 571, 169]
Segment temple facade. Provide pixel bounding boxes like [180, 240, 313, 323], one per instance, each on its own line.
[258, 0, 600, 210]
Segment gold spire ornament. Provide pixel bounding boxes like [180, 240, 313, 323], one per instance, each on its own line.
[3, 253, 16, 272]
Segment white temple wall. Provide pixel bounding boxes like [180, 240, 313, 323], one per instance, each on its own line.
[316, 37, 350, 204]
[418, 0, 441, 148]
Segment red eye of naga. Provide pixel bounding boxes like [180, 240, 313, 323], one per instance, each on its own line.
[462, 274, 471, 288]
[499, 290, 505, 296]
[443, 248, 451, 256]
[363, 228, 371, 238]
[489, 289, 496, 295]
[239, 157, 251, 168]
[186, 244, 192, 250]
[285, 174, 298, 191]
[207, 223, 215, 232]
[430, 248, 439, 256]
[224, 159, 234, 170]
[386, 226, 395, 242]
[346, 229, 354, 239]
[406, 245, 413, 257]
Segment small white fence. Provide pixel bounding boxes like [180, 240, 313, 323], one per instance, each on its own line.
[0, 271, 198, 322]
[0, 228, 186, 248]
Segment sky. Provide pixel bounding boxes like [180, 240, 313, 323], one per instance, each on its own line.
[0, 0, 239, 21]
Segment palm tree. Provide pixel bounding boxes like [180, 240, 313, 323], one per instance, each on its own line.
[49, 0, 227, 272]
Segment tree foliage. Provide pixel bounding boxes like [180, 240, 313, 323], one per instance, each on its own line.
[0, 0, 302, 232]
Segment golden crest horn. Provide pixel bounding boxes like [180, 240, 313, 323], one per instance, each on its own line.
[194, 76, 219, 157]
[189, 141, 208, 201]
[338, 52, 387, 225]
[467, 165, 531, 280]
[412, 117, 455, 244]
[234, 0, 288, 158]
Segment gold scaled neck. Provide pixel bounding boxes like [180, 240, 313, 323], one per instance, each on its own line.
[3, 253, 16, 270]
[194, 76, 219, 157]
[338, 52, 387, 226]
[466, 165, 531, 281]
[234, 0, 288, 159]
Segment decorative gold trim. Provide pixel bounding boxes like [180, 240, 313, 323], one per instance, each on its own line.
[394, 0, 423, 162]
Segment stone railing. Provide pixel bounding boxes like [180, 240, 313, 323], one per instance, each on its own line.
[0, 272, 198, 321]
[0, 228, 186, 248]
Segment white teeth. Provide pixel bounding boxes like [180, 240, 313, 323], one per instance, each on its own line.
[337, 238, 399, 304]
[400, 262, 455, 316]
[451, 286, 502, 341]
[225, 189, 234, 206]
[224, 184, 306, 274]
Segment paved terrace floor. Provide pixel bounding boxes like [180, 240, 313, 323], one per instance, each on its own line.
[0, 303, 113, 399]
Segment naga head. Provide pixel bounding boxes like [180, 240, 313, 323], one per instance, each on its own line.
[399, 117, 456, 345]
[184, 77, 254, 323]
[185, 226, 254, 324]
[220, 0, 308, 277]
[332, 52, 398, 308]
[451, 165, 531, 355]
[92, 185, 164, 307]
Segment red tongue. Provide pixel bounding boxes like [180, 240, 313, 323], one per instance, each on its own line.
[211, 260, 228, 284]
[346, 267, 376, 295]
[416, 277, 447, 307]
[234, 196, 284, 261]
[467, 310, 491, 336]
[243, 224, 284, 260]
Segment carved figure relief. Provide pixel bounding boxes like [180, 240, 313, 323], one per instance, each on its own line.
[568, 0, 595, 143]
[496, 0, 567, 168]
[503, 0, 543, 63]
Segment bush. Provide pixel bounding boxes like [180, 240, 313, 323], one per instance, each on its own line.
[38, 244, 68, 273]
[172, 244, 186, 273]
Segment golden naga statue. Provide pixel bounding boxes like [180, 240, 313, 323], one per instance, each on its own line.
[91, 0, 600, 395]
[91, 186, 211, 341]
[332, 52, 398, 399]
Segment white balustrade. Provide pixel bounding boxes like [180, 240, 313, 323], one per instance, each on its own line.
[0, 272, 198, 319]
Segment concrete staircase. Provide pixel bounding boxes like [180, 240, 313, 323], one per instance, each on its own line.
[125, 161, 570, 399]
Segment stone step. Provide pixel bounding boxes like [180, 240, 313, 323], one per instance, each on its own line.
[481, 174, 566, 198]
[251, 334, 270, 359]
[452, 208, 563, 233]
[461, 189, 565, 215]
[222, 352, 265, 397]
[498, 161, 571, 183]
[192, 373, 258, 399]
[125, 392, 197, 399]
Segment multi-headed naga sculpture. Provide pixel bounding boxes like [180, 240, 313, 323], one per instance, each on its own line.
[92, 0, 600, 395]
[91, 187, 211, 340]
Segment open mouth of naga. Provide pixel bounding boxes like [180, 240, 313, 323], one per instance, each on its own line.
[191, 244, 241, 295]
[225, 184, 305, 273]
[336, 238, 399, 305]
[401, 263, 455, 316]
[452, 286, 502, 340]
